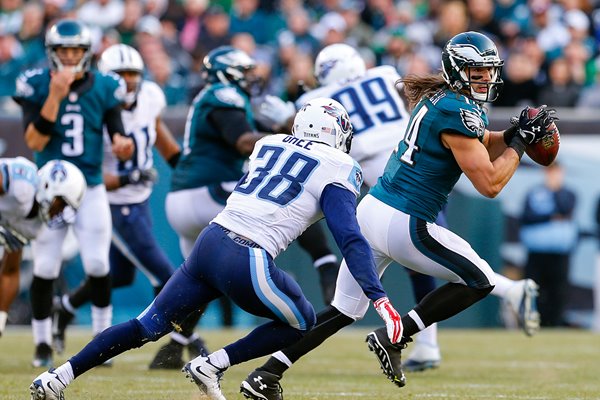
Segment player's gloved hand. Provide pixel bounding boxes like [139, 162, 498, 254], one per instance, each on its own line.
[119, 168, 158, 187]
[0, 226, 28, 252]
[374, 297, 403, 344]
[510, 105, 559, 145]
[254, 95, 296, 132]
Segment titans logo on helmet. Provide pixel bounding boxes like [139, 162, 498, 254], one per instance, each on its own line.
[318, 60, 338, 82]
[50, 162, 68, 182]
[322, 104, 352, 134]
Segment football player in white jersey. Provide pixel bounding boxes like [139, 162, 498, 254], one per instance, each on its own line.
[0, 158, 85, 338]
[50, 44, 209, 368]
[30, 98, 403, 400]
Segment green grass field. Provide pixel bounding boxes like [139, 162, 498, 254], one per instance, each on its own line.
[2, 327, 599, 399]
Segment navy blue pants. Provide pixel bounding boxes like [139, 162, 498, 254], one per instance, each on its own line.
[70, 224, 316, 376]
[109, 200, 174, 289]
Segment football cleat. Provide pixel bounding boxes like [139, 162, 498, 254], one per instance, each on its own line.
[149, 341, 185, 369]
[402, 342, 441, 372]
[518, 279, 541, 337]
[366, 327, 411, 387]
[506, 279, 540, 337]
[240, 370, 283, 400]
[30, 368, 66, 400]
[182, 356, 227, 400]
[52, 296, 74, 355]
[32, 343, 53, 368]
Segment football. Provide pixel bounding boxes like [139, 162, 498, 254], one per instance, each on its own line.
[524, 107, 560, 166]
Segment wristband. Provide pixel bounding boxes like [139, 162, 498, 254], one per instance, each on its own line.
[118, 174, 131, 187]
[508, 135, 526, 159]
[167, 151, 181, 169]
[33, 116, 55, 136]
[503, 125, 518, 146]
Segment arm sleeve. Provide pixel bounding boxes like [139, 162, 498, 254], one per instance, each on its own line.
[208, 107, 253, 147]
[104, 104, 125, 141]
[320, 184, 387, 302]
[20, 101, 41, 131]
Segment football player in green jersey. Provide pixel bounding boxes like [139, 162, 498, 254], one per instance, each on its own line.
[240, 31, 558, 399]
[13, 19, 134, 368]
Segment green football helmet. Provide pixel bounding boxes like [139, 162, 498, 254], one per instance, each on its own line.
[202, 46, 257, 93]
[441, 31, 504, 103]
[45, 19, 92, 73]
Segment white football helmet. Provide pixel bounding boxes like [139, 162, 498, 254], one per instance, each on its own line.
[314, 43, 366, 86]
[98, 44, 145, 105]
[36, 160, 86, 228]
[292, 97, 353, 153]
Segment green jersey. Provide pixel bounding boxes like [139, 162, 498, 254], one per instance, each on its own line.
[170, 83, 256, 192]
[370, 89, 488, 222]
[14, 68, 125, 186]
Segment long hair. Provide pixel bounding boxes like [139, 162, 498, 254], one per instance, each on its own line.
[398, 74, 447, 110]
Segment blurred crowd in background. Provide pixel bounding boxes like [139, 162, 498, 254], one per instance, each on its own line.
[2, 0, 600, 112]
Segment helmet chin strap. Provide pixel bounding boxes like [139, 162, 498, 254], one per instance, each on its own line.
[50, 52, 87, 73]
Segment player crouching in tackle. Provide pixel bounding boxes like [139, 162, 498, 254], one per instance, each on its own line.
[30, 98, 403, 400]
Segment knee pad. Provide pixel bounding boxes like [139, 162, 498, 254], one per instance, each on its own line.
[82, 256, 110, 277]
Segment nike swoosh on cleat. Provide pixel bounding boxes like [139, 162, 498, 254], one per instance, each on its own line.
[195, 366, 212, 379]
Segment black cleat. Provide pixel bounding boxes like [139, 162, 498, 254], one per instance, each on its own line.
[32, 343, 53, 369]
[51, 297, 74, 355]
[148, 341, 185, 370]
[366, 327, 411, 388]
[240, 370, 283, 400]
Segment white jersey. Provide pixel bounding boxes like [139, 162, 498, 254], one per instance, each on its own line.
[103, 80, 166, 204]
[0, 157, 42, 240]
[297, 65, 410, 163]
[213, 134, 363, 258]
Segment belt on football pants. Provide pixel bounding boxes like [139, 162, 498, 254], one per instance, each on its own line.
[215, 224, 262, 249]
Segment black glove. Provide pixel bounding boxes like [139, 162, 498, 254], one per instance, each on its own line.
[0, 226, 28, 252]
[119, 168, 158, 187]
[510, 105, 559, 145]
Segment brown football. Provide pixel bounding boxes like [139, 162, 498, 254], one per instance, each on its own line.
[524, 107, 560, 166]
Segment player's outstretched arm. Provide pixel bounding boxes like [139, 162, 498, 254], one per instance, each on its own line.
[320, 184, 402, 343]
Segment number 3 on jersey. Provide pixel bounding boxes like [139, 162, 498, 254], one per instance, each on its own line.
[61, 113, 84, 157]
[398, 104, 428, 165]
[235, 145, 319, 206]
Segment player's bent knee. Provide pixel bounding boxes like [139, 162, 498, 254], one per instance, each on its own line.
[466, 284, 494, 302]
[83, 259, 110, 277]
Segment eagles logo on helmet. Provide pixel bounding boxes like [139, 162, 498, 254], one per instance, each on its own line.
[45, 19, 93, 73]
